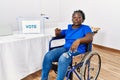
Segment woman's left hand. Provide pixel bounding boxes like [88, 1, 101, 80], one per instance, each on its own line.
[70, 39, 80, 52]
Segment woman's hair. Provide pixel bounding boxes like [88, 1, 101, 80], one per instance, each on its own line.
[72, 10, 85, 22]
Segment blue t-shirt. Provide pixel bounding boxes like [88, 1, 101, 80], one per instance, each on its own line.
[61, 24, 92, 53]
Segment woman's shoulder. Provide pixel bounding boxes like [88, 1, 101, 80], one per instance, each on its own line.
[81, 24, 92, 30]
[67, 24, 73, 29]
[81, 24, 90, 28]
[81, 24, 92, 32]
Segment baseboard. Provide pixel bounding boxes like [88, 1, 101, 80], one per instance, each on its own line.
[93, 44, 120, 53]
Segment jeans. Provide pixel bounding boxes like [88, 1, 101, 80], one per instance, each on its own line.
[41, 47, 80, 80]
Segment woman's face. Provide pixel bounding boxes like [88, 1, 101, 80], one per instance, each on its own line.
[72, 13, 83, 26]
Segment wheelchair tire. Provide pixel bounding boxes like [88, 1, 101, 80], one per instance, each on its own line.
[81, 51, 101, 80]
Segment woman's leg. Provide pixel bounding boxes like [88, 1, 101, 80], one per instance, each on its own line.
[56, 51, 81, 80]
[56, 52, 72, 80]
[41, 47, 67, 80]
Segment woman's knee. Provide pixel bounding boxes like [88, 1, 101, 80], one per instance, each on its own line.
[58, 53, 71, 64]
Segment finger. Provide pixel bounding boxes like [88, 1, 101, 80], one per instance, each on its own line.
[56, 28, 61, 32]
[70, 47, 73, 52]
[70, 47, 75, 52]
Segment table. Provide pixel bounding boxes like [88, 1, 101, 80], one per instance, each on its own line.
[0, 34, 51, 80]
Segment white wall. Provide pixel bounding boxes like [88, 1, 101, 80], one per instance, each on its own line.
[0, 0, 41, 31]
[40, 0, 61, 29]
[0, 0, 120, 50]
[58, 0, 120, 50]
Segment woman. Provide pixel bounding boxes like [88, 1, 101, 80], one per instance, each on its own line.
[41, 10, 93, 80]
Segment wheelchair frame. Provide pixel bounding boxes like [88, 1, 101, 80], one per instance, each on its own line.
[49, 31, 101, 80]
[66, 51, 101, 80]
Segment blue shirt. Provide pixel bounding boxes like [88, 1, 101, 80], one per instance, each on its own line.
[61, 24, 92, 53]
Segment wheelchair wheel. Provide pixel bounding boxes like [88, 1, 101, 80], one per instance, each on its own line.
[82, 51, 101, 80]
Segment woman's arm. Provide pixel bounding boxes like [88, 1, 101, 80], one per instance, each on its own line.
[55, 28, 67, 37]
[70, 33, 93, 52]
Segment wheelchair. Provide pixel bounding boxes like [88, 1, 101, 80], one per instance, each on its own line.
[48, 30, 101, 80]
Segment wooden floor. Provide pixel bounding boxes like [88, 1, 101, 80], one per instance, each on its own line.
[22, 45, 120, 80]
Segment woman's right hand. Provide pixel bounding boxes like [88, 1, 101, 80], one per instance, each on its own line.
[55, 28, 61, 36]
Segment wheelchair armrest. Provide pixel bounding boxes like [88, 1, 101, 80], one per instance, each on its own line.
[49, 36, 65, 51]
[51, 36, 65, 40]
[93, 30, 100, 34]
[92, 27, 100, 35]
